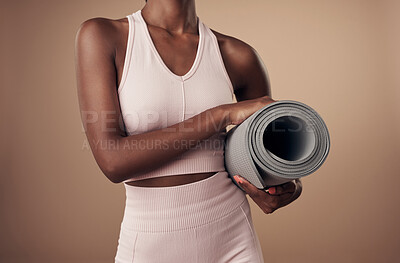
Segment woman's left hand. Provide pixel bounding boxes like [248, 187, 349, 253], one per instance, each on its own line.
[233, 175, 302, 214]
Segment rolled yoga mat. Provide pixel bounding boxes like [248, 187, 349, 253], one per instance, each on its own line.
[224, 100, 330, 191]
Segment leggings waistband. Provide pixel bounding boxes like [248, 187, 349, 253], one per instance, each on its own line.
[121, 171, 247, 233]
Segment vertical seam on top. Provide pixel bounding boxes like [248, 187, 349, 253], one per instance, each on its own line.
[181, 81, 185, 121]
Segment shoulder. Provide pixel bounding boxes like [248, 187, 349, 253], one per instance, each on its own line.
[209, 28, 271, 100]
[210, 29, 259, 67]
[75, 16, 128, 57]
[76, 16, 127, 39]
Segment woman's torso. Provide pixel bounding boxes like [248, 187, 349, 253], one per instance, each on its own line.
[113, 11, 236, 187]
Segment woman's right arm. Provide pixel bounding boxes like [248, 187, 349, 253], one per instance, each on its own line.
[74, 18, 273, 183]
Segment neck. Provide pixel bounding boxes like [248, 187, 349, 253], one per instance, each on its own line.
[141, 0, 197, 34]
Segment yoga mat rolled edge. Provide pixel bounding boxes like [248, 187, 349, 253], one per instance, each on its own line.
[224, 100, 330, 191]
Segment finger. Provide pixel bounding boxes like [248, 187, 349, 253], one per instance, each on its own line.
[263, 192, 293, 210]
[281, 181, 297, 194]
[279, 192, 294, 202]
[269, 181, 296, 195]
[276, 192, 296, 208]
[233, 175, 260, 197]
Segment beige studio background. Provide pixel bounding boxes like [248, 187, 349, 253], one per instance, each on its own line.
[1, 0, 399, 262]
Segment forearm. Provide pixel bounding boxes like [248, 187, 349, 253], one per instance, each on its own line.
[96, 105, 231, 183]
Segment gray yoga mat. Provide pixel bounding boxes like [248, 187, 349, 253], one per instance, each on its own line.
[224, 100, 330, 191]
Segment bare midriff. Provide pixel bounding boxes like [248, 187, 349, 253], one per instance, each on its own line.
[125, 172, 216, 187]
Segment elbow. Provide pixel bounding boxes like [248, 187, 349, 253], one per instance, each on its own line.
[95, 149, 142, 184]
[106, 171, 124, 184]
[98, 158, 127, 184]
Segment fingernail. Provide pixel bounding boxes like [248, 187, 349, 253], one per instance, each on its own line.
[234, 175, 242, 184]
[269, 187, 276, 194]
[238, 176, 243, 184]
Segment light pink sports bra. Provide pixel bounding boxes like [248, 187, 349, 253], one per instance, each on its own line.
[119, 10, 236, 183]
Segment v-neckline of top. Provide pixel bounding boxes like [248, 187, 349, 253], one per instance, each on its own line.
[137, 9, 205, 81]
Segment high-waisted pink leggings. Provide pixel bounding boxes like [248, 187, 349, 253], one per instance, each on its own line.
[114, 171, 265, 263]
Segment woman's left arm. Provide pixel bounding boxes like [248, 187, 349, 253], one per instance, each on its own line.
[214, 30, 302, 214]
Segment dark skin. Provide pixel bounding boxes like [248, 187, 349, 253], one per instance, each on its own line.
[74, 0, 302, 214]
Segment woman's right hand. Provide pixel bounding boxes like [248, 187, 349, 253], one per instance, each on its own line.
[223, 95, 276, 126]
